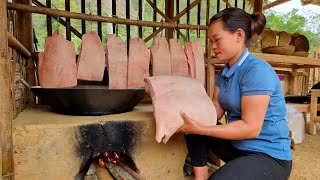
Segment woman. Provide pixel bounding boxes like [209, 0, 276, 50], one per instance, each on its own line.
[177, 8, 292, 180]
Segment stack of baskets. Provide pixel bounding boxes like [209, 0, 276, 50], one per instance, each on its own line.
[261, 28, 309, 57]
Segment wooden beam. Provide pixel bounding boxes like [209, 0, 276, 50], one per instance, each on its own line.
[8, 32, 31, 58]
[263, 0, 290, 10]
[176, 0, 179, 39]
[112, 0, 116, 33]
[139, 0, 143, 38]
[253, 0, 263, 13]
[165, 0, 174, 40]
[65, 0, 71, 41]
[81, 0, 85, 34]
[46, 0, 52, 36]
[211, 53, 320, 67]
[145, 0, 186, 40]
[144, 0, 202, 42]
[0, 1, 14, 179]
[7, 2, 207, 31]
[153, 0, 157, 32]
[13, 0, 35, 106]
[97, 0, 102, 39]
[187, 0, 190, 40]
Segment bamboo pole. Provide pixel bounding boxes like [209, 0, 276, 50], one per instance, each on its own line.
[7, 2, 207, 31]
[7, 32, 31, 58]
[1, 1, 14, 179]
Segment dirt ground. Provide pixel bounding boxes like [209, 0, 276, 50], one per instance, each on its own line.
[290, 131, 320, 180]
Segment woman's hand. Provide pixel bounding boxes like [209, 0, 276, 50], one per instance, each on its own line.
[176, 112, 202, 135]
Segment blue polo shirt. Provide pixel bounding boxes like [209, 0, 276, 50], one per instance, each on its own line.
[216, 48, 292, 161]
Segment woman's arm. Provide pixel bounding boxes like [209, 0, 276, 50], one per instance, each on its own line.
[213, 87, 225, 120]
[179, 94, 269, 140]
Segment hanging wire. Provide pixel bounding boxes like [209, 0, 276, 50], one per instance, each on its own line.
[112, 15, 119, 36]
[52, 4, 60, 34]
[88, 3, 93, 32]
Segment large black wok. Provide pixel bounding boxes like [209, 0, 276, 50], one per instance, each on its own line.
[22, 80, 146, 115]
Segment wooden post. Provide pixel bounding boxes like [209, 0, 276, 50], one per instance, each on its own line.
[46, 0, 52, 36]
[253, 0, 263, 13]
[13, 0, 35, 106]
[65, 0, 71, 41]
[1, 1, 14, 179]
[165, 0, 174, 40]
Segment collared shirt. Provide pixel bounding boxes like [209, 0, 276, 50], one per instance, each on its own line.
[216, 48, 292, 161]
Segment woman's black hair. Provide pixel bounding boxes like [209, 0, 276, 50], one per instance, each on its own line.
[209, 8, 266, 46]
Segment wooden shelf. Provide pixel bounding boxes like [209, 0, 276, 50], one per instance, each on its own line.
[209, 53, 320, 69]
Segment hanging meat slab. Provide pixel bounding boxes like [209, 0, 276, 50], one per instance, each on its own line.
[106, 34, 128, 89]
[127, 38, 150, 88]
[169, 39, 189, 77]
[150, 36, 171, 76]
[77, 31, 105, 81]
[192, 38, 206, 86]
[184, 41, 196, 78]
[145, 75, 217, 144]
[38, 30, 77, 88]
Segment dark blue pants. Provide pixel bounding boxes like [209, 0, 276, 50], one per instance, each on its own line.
[185, 134, 292, 180]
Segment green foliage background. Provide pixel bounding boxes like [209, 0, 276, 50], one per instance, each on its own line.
[32, 0, 319, 56]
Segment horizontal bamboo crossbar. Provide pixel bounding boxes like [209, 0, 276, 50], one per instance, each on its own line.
[7, 2, 207, 30]
[8, 32, 31, 58]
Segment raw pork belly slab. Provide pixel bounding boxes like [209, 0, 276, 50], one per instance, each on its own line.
[77, 31, 105, 81]
[169, 39, 189, 77]
[127, 38, 150, 88]
[150, 36, 171, 76]
[184, 41, 196, 78]
[39, 30, 77, 88]
[145, 76, 217, 143]
[192, 38, 206, 86]
[106, 34, 128, 89]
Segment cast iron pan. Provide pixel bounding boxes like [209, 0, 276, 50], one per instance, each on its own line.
[21, 79, 146, 116]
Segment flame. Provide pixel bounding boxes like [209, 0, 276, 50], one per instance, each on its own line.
[114, 152, 120, 159]
[102, 151, 120, 164]
[98, 158, 105, 167]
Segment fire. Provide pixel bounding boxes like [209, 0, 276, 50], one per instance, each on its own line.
[98, 151, 121, 166]
[98, 158, 105, 167]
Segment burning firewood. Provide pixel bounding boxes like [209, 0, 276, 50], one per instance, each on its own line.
[96, 165, 114, 180]
[117, 160, 145, 180]
[105, 161, 123, 180]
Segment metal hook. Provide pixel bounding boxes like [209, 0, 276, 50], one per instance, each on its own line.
[88, 2, 93, 32]
[112, 15, 119, 36]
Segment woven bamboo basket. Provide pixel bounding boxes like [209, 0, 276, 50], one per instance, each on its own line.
[262, 45, 295, 55]
[290, 34, 310, 52]
[279, 31, 293, 46]
[261, 29, 277, 49]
